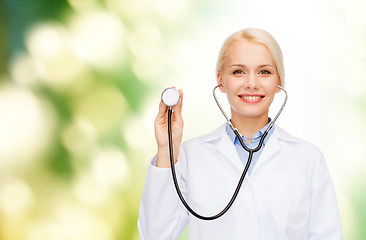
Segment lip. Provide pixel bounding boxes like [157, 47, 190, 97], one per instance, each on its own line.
[238, 94, 265, 103]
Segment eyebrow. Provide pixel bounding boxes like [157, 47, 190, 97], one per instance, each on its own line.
[229, 64, 275, 68]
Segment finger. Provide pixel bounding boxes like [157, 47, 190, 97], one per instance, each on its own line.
[157, 99, 168, 118]
[173, 89, 183, 114]
[172, 89, 183, 126]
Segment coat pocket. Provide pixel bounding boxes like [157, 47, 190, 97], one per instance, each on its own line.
[269, 173, 310, 230]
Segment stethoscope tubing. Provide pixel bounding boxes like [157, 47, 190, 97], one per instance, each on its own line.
[167, 84, 287, 220]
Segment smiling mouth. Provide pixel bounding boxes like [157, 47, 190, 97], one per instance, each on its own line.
[238, 94, 265, 103]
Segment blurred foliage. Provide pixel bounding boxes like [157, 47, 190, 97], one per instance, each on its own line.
[351, 178, 366, 240]
[0, 0, 71, 73]
[0, 0, 213, 239]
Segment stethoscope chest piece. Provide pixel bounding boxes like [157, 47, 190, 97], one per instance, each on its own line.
[161, 88, 180, 107]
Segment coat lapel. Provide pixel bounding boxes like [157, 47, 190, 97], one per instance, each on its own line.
[198, 123, 244, 172]
[216, 134, 244, 172]
[251, 126, 281, 175]
[214, 124, 281, 174]
[199, 124, 298, 175]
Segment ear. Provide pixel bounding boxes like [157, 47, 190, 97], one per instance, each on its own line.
[217, 71, 226, 93]
[275, 79, 282, 93]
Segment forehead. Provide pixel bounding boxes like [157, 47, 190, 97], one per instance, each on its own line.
[224, 39, 274, 67]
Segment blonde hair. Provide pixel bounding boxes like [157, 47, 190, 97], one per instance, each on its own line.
[216, 28, 285, 87]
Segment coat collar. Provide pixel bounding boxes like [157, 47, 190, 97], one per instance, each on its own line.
[195, 123, 300, 173]
[196, 123, 300, 144]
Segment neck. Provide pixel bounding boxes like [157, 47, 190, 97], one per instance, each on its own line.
[230, 112, 269, 138]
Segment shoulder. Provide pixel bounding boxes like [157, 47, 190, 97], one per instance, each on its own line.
[181, 124, 227, 147]
[274, 125, 324, 157]
[180, 124, 323, 155]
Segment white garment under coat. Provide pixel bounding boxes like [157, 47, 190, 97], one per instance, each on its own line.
[138, 124, 343, 240]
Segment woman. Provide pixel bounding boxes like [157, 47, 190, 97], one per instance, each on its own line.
[138, 28, 343, 239]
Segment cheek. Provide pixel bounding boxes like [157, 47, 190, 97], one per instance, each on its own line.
[269, 85, 279, 95]
[223, 77, 239, 92]
[265, 79, 280, 94]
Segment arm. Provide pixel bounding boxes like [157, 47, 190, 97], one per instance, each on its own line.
[138, 88, 188, 239]
[308, 152, 343, 239]
[138, 155, 189, 240]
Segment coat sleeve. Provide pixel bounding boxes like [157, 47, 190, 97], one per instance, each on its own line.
[308, 151, 343, 239]
[138, 155, 189, 240]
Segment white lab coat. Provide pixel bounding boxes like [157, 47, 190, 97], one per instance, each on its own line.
[138, 124, 343, 240]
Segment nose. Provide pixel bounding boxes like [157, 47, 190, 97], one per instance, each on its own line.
[243, 73, 259, 89]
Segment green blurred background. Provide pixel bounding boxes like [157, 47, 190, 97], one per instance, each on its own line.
[0, 0, 365, 239]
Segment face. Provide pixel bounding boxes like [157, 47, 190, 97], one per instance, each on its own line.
[217, 39, 280, 122]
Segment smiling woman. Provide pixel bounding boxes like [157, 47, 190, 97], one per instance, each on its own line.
[217, 39, 280, 134]
[138, 28, 343, 240]
[216, 28, 285, 88]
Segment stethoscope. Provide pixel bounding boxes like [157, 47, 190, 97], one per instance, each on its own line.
[161, 84, 288, 220]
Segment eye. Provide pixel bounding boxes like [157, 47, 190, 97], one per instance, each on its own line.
[233, 70, 244, 75]
[259, 70, 271, 74]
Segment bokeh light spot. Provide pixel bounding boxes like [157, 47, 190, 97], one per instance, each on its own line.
[10, 53, 38, 87]
[73, 172, 108, 206]
[0, 86, 52, 171]
[55, 206, 112, 240]
[26, 23, 86, 88]
[61, 116, 97, 157]
[92, 148, 129, 189]
[69, 9, 126, 70]
[123, 117, 154, 151]
[67, 0, 98, 10]
[0, 178, 34, 217]
[27, 221, 62, 240]
[153, 0, 189, 21]
[73, 86, 126, 134]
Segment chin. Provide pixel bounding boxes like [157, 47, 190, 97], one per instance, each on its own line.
[232, 110, 269, 120]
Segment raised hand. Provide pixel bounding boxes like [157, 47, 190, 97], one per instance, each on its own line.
[154, 88, 184, 168]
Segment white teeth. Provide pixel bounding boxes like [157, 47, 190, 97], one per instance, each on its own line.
[242, 96, 261, 100]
